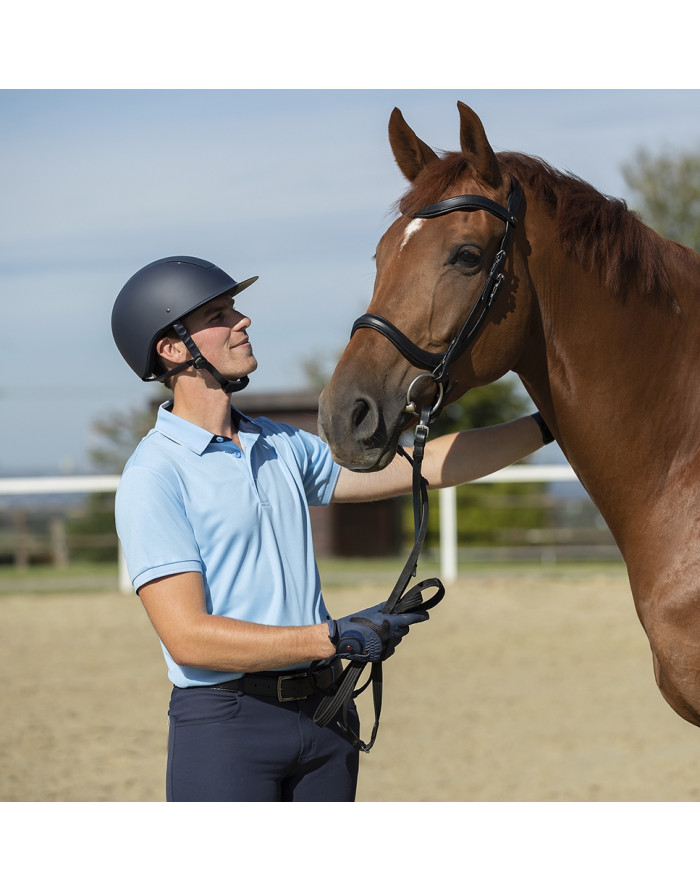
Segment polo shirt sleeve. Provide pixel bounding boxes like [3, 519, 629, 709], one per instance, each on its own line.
[115, 463, 203, 593]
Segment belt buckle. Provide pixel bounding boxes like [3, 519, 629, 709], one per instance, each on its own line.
[277, 674, 306, 702]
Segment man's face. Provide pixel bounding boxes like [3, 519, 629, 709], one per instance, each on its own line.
[184, 294, 258, 379]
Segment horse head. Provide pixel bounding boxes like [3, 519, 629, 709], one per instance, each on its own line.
[318, 102, 536, 471]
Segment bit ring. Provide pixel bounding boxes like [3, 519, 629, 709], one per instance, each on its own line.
[404, 373, 444, 417]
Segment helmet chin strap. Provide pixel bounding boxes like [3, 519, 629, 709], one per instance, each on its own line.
[154, 321, 249, 395]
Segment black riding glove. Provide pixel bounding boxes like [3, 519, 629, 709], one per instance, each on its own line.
[327, 601, 429, 663]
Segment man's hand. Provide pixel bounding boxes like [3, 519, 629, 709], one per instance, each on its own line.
[327, 602, 429, 663]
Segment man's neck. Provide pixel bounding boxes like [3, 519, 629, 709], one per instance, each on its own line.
[170, 380, 238, 441]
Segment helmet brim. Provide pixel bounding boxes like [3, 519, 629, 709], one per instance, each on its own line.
[231, 275, 259, 296]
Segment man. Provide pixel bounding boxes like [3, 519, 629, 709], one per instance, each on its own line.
[112, 255, 550, 802]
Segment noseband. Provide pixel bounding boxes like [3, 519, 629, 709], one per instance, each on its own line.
[351, 178, 522, 417]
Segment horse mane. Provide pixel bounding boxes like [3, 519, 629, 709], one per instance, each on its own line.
[398, 150, 691, 307]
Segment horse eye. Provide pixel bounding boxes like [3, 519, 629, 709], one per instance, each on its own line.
[453, 245, 482, 268]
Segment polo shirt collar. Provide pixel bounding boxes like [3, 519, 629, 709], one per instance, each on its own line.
[155, 400, 261, 456]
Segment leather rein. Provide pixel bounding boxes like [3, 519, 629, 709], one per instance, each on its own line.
[312, 180, 523, 752]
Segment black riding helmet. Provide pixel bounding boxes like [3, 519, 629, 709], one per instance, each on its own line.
[111, 256, 258, 393]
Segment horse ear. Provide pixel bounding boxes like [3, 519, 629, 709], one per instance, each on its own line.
[388, 107, 439, 182]
[457, 101, 502, 189]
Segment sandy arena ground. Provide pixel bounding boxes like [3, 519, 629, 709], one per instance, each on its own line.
[1, 564, 699, 802]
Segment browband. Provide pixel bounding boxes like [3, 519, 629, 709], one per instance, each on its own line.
[412, 191, 518, 224]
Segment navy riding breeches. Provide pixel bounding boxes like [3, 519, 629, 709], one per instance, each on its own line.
[166, 685, 360, 802]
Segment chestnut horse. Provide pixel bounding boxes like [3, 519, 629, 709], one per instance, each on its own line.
[318, 101, 700, 729]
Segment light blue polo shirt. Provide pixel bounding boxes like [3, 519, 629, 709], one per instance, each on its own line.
[114, 400, 341, 687]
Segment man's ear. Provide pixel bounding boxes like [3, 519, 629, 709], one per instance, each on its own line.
[156, 333, 187, 365]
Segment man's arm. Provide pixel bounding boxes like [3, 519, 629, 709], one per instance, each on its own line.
[139, 571, 335, 673]
[331, 414, 546, 503]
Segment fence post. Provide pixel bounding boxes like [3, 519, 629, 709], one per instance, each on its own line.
[49, 518, 69, 567]
[439, 486, 458, 583]
[118, 543, 132, 594]
[13, 510, 29, 568]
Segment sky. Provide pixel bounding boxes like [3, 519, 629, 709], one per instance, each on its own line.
[3, 88, 700, 475]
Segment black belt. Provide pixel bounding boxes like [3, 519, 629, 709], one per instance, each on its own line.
[209, 665, 337, 702]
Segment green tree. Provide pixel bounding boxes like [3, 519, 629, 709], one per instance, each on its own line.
[621, 146, 700, 250]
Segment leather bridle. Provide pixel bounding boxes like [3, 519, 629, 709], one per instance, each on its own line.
[351, 178, 522, 420]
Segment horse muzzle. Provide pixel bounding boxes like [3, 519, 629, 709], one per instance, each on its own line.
[318, 375, 438, 471]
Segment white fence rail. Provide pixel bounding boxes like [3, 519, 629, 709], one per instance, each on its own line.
[0, 475, 122, 495]
[0, 464, 579, 592]
[0, 474, 126, 588]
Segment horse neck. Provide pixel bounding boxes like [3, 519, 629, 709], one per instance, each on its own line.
[517, 224, 700, 554]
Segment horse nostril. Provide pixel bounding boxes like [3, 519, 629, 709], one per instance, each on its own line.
[351, 397, 379, 443]
[350, 396, 388, 450]
[352, 399, 369, 430]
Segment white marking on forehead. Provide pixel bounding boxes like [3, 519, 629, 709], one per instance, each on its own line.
[399, 218, 424, 252]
